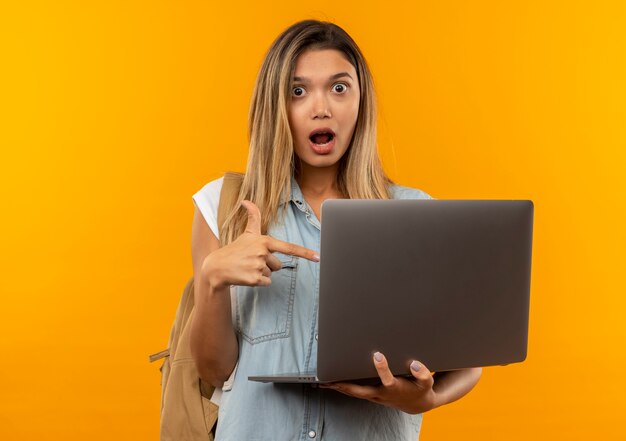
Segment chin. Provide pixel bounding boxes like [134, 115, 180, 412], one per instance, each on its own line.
[299, 155, 342, 170]
[295, 148, 347, 171]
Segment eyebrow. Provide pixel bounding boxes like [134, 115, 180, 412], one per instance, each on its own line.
[292, 72, 354, 83]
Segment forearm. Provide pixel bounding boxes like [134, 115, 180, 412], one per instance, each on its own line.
[190, 278, 239, 388]
[431, 367, 482, 409]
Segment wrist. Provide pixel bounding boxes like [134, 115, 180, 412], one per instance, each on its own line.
[195, 276, 231, 310]
[200, 255, 229, 291]
[431, 389, 447, 410]
[201, 273, 230, 294]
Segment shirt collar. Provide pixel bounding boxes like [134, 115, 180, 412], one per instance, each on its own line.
[279, 175, 307, 211]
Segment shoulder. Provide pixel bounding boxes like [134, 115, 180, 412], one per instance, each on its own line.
[192, 177, 224, 238]
[194, 177, 224, 201]
[388, 183, 434, 200]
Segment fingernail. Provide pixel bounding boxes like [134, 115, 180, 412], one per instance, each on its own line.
[410, 361, 421, 372]
[313, 253, 320, 262]
[374, 352, 383, 362]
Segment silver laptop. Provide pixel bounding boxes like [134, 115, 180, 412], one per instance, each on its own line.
[249, 199, 534, 384]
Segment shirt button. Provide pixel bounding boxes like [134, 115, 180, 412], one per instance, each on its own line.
[315, 333, 318, 341]
[308, 430, 316, 438]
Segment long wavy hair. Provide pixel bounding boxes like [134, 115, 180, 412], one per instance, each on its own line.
[220, 20, 393, 245]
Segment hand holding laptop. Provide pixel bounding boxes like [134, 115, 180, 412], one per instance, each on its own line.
[201, 200, 319, 289]
[321, 351, 439, 415]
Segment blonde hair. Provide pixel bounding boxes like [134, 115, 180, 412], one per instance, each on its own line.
[220, 20, 393, 245]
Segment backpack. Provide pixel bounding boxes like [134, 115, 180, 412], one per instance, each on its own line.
[149, 172, 244, 441]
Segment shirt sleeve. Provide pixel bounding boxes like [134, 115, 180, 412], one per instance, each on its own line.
[192, 177, 224, 238]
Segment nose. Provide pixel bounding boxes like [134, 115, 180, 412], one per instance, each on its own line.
[311, 92, 332, 119]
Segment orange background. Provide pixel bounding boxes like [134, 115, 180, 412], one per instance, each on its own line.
[1, 1, 625, 439]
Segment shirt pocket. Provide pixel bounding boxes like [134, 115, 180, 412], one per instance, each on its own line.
[235, 252, 298, 344]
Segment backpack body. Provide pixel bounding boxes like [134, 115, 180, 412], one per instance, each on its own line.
[150, 172, 244, 440]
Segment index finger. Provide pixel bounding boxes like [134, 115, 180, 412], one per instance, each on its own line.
[267, 237, 320, 262]
[409, 360, 434, 389]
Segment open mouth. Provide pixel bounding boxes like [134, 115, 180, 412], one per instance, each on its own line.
[309, 128, 336, 146]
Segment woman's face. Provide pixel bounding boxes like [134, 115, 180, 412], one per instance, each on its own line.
[287, 48, 360, 172]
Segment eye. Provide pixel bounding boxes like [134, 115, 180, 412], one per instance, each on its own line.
[333, 83, 348, 94]
[292, 86, 305, 97]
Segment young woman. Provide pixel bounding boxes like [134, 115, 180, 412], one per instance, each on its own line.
[190, 20, 482, 440]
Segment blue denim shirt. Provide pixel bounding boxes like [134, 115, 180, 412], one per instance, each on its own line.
[215, 177, 432, 441]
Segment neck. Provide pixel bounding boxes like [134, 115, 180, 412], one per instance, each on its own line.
[295, 163, 342, 199]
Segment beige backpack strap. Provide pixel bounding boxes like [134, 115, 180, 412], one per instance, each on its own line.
[217, 172, 245, 238]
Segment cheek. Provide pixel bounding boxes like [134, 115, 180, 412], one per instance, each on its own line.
[288, 107, 306, 136]
[341, 100, 360, 129]
[351, 98, 360, 121]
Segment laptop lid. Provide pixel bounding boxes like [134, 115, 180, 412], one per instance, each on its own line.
[250, 199, 534, 383]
